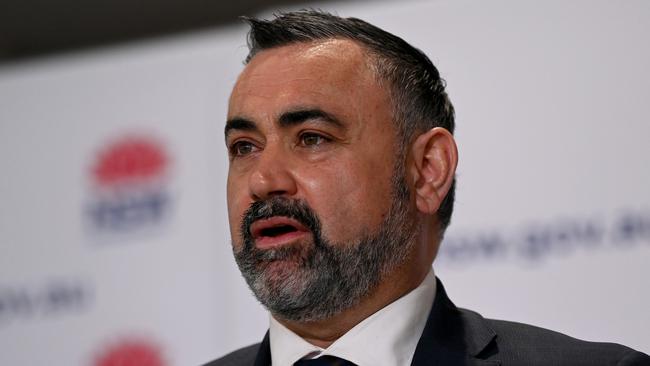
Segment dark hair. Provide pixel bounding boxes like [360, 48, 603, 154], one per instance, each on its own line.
[242, 10, 456, 233]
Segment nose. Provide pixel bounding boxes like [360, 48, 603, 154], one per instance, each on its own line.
[248, 144, 298, 201]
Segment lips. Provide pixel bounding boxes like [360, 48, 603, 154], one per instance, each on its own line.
[249, 216, 311, 249]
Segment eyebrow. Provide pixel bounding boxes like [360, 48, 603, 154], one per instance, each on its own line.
[224, 108, 343, 140]
[224, 118, 256, 140]
[278, 108, 343, 129]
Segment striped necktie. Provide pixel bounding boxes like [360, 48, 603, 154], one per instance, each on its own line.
[293, 355, 357, 366]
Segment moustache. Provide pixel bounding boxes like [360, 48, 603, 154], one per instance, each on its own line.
[240, 197, 322, 250]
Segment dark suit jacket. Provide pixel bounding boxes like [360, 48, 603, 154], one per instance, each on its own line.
[205, 279, 650, 365]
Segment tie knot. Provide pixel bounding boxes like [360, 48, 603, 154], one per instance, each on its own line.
[293, 355, 356, 366]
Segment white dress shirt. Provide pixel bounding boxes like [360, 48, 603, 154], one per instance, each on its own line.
[269, 268, 436, 366]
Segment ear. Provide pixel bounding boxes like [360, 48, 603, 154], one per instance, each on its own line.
[409, 127, 458, 215]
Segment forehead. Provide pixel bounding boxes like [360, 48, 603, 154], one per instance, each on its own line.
[228, 39, 387, 121]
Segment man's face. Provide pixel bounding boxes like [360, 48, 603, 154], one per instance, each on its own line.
[225, 39, 417, 321]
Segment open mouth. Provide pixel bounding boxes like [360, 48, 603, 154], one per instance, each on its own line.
[250, 216, 310, 249]
[259, 225, 298, 237]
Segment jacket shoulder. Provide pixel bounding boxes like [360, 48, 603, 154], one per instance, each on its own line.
[202, 343, 261, 366]
[477, 314, 650, 365]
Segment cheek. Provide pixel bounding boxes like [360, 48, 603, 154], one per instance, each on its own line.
[299, 158, 394, 242]
[226, 174, 247, 247]
[227, 205, 242, 243]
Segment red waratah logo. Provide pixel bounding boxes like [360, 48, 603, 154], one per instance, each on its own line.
[93, 338, 167, 366]
[85, 134, 172, 234]
[92, 137, 168, 186]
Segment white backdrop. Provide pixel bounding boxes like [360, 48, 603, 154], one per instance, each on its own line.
[0, 0, 648, 365]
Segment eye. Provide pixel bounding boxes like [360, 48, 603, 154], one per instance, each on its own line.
[300, 132, 329, 147]
[230, 140, 258, 157]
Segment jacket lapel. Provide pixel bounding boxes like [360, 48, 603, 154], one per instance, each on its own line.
[253, 331, 272, 366]
[411, 278, 501, 366]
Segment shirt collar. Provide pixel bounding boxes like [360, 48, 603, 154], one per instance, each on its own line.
[269, 268, 436, 366]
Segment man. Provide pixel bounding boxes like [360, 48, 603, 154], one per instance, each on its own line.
[207, 10, 650, 366]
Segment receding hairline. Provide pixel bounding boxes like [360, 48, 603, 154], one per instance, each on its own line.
[246, 37, 385, 77]
[242, 37, 401, 115]
[230, 38, 393, 124]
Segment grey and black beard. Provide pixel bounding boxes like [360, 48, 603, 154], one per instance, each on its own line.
[233, 175, 416, 323]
